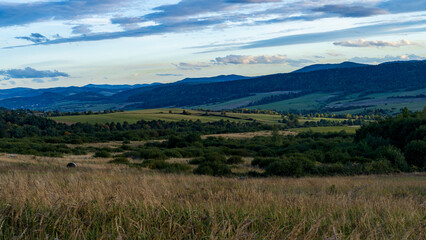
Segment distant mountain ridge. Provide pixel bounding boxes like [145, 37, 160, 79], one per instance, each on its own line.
[176, 75, 251, 84]
[0, 60, 424, 111]
[293, 61, 369, 73]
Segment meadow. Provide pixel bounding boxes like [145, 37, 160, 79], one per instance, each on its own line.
[289, 126, 360, 134]
[196, 88, 426, 114]
[0, 153, 424, 239]
[50, 108, 283, 125]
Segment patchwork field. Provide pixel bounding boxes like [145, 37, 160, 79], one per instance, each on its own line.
[0, 153, 424, 239]
[51, 108, 245, 124]
[50, 108, 288, 125]
[290, 126, 361, 134]
[196, 89, 426, 114]
[196, 91, 298, 110]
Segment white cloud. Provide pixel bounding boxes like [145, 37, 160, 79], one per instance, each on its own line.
[214, 54, 313, 66]
[214, 54, 288, 64]
[350, 54, 426, 63]
[334, 39, 419, 48]
[173, 62, 210, 71]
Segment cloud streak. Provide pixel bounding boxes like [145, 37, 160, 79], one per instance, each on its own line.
[0, 0, 132, 28]
[312, 4, 388, 17]
[0, 67, 69, 79]
[334, 39, 419, 48]
[15, 33, 49, 43]
[237, 19, 426, 50]
[173, 63, 211, 71]
[2, 0, 426, 50]
[350, 54, 426, 63]
[215, 54, 287, 64]
[214, 54, 313, 66]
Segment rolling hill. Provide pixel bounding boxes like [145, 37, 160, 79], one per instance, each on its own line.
[0, 60, 425, 113]
[292, 61, 369, 73]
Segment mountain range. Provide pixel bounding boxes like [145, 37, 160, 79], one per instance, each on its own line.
[0, 61, 425, 113]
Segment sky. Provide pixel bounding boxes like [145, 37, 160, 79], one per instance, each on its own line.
[0, 0, 425, 89]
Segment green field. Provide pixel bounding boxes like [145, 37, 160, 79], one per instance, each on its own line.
[50, 108, 356, 128]
[195, 91, 299, 110]
[328, 88, 426, 114]
[290, 126, 360, 134]
[195, 89, 426, 114]
[50, 108, 286, 125]
[247, 93, 333, 112]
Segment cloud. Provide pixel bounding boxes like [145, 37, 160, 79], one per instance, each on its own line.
[334, 39, 419, 48]
[110, 17, 144, 30]
[156, 73, 184, 77]
[214, 54, 288, 64]
[378, 0, 426, 14]
[313, 4, 388, 17]
[15, 33, 49, 43]
[176, 54, 314, 69]
[226, 0, 282, 3]
[0, 67, 69, 79]
[0, 0, 132, 28]
[214, 54, 313, 67]
[32, 78, 45, 83]
[3, 0, 425, 49]
[350, 54, 426, 63]
[327, 52, 344, 57]
[237, 19, 426, 50]
[72, 24, 93, 35]
[173, 63, 210, 71]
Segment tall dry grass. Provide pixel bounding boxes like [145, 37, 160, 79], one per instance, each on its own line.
[0, 156, 424, 239]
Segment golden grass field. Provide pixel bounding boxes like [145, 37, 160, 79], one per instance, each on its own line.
[0, 153, 424, 239]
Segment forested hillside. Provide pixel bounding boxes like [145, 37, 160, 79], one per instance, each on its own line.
[123, 61, 426, 109]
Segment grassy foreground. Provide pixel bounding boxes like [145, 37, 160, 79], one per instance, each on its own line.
[0, 155, 424, 239]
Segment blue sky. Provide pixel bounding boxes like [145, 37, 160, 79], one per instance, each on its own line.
[0, 0, 425, 89]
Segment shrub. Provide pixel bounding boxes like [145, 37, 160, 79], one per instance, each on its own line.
[377, 145, 408, 171]
[177, 147, 203, 158]
[138, 148, 167, 160]
[265, 156, 315, 177]
[203, 152, 226, 163]
[316, 163, 354, 176]
[404, 140, 426, 169]
[265, 159, 303, 177]
[257, 148, 276, 157]
[364, 159, 394, 174]
[141, 160, 191, 173]
[227, 156, 244, 165]
[164, 149, 183, 158]
[251, 157, 280, 169]
[188, 157, 203, 165]
[109, 156, 130, 164]
[120, 144, 133, 151]
[94, 150, 111, 158]
[230, 149, 250, 157]
[194, 161, 232, 176]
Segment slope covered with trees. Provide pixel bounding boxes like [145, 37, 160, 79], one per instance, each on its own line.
[123, 61, 426, 109]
